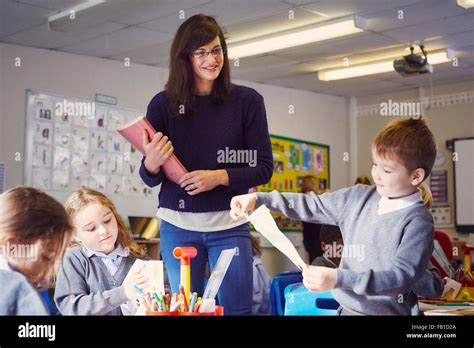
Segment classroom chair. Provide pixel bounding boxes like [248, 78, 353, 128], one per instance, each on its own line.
[432, 230, 453, 278]
[40, 288, 59, 315]
[284, 283, 339, 316]
[269, 269, 303, 315]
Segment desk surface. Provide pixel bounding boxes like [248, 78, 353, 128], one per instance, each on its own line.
[419, 301, 474, 315]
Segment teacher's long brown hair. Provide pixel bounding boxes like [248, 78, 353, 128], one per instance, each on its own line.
[165, 14, 232, 117]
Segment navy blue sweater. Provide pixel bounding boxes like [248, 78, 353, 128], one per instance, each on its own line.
[139, 84, 273, 212]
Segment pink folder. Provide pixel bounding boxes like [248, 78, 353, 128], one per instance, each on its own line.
[117, 116, 188, 184]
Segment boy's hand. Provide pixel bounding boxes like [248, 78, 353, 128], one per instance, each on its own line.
[229, 193, 257, 220]
[302, 264, 337, 292]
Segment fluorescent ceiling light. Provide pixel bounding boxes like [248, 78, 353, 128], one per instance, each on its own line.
[48, 1, 106, 23]
[317, 49, 455, 81]
[227, 16, 366, 59]
[48, 0, 157, 32]
[456, 0, 474, 9]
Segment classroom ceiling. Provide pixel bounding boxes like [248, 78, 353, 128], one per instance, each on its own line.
[1, 0, 473, 97]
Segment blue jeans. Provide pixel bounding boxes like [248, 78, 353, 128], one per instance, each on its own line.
[160, 219, 253, 315]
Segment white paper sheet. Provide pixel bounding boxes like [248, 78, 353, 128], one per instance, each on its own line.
[128, 259, 165, 295]
[245, 205, 305, 270]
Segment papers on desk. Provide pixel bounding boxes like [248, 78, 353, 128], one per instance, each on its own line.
[244, 205, 305, 270]
[419, 301, 474, 316]
[423, 308, 474, 316]
[126, 259, 165, 316]
[432, 240, 453, 275]
[128, 259, 165, 295]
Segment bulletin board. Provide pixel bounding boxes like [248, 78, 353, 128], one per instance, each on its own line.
[255, 134, 330, 232]
[24, 90, 159, 209]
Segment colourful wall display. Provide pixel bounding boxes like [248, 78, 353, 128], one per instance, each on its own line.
[254, 134, 330, 232]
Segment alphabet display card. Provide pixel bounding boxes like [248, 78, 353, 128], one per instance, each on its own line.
[26, 91, 155, 199]
[53, 146, 71, 169]
[33, 121, 53, 145]
[32, 168, 51, 190]
[32, 144, 52, 167]
[52, 170, 70, 191]
[54, 124, 72, 147]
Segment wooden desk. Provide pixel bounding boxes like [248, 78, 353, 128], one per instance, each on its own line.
[136, 239, 161, 260]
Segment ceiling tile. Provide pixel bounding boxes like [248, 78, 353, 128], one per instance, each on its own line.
[110, 0, 212, 26]
[381, 12, 474, 43]
[0, 0, 54, 38]
[14, 0, 86, 11]
[140, 0, 294, 35]
[0, 0, 473, 98]
[59, 26, 172, 57]
[2, 21, 125, 49]
[109, 39, 173, 67]
[274, 32, 401, 65]
[300, 0, 423, 18]
[232, 60, 315, 81]
[365, 0, 467, 32]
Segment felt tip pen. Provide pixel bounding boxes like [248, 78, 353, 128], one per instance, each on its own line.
[133, 285, 147, 299]
[189, 292, 198, 312]
[179, 285, 189, 312]
[152, 292, 160, 302]
[194, 298, 202, 313]
[164, 293, 170, 312]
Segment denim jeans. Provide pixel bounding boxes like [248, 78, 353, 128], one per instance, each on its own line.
[159, 219, 253, 315]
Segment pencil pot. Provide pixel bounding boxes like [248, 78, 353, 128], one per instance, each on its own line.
[199, 306, 224, 316]
[179, 306, 224, 316]
[146, 310, 179, 316]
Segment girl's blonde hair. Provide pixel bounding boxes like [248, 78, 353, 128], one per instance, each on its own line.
[0, 187, 73, 274]
[419, 183, 433, 209]
[64, 189, 146, 257]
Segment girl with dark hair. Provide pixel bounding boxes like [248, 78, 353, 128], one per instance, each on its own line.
[0, 187, 73, 315]
[140, 14, 273, 315]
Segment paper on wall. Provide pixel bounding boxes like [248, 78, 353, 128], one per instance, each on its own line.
[244, 205, 305, 270]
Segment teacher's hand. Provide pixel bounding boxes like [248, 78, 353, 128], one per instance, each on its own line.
[179, 169, 229, 195]
[142, 131, 173, 175]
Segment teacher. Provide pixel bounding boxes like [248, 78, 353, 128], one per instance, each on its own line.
[139, 14, 273, 315]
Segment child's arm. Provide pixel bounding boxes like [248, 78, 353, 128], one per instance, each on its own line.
[230, 186, 356, 226]
[256, 188, 355, 225]
[411, 262, 444, 298]
[54, 251, 128, 315]
[54, 250, 147, 315]
[335, 217, 435, 296]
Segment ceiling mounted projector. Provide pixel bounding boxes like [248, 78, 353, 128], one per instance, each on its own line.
[393, 45, 433, 77]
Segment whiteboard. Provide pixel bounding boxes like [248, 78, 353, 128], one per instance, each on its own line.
[24, 90, 160, 219]
[453, 137, 474, 232]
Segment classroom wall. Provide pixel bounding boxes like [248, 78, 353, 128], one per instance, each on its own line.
[0, 43, 4, 169]
[0, 42, 350, 276]
[0, 42, 168, 218]
[356, 80, 474, 241]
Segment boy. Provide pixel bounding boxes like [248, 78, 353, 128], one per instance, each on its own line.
[312, 225, 343, 268]
[230, 118, 444, 315]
